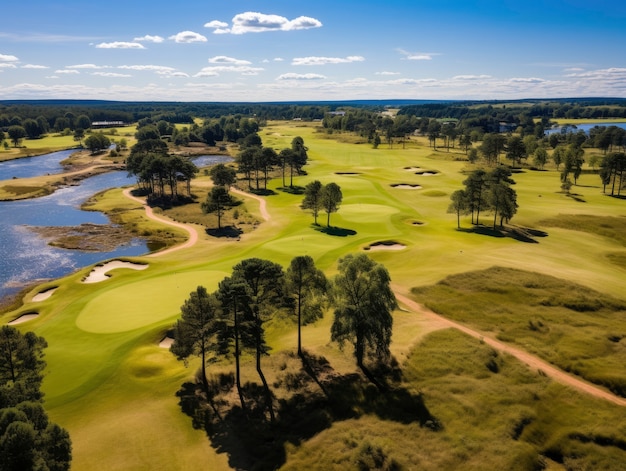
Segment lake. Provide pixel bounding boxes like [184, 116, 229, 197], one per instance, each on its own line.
[545, 122, 626, 135]
[0, 153, 231, 301]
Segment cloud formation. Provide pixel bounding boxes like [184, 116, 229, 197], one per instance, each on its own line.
[194, 65, 264, 77]
[169, 31, 207, 43]
[205, 12, 322, 34]
[397, 49, 439, 61]
[208, 56, 252, 65]
[277, 73, 326, 81]
[96, 42, 145, 49]
[134, 35, 164, 43]
[292, 56, 365, 66]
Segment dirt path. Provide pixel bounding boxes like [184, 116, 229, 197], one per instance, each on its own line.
[122, 188, 199, 258]
[230, 187, 271, 221]
[394, 289, 626, 407]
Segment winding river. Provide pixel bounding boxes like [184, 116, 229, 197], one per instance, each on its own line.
[0, 152, 230, 301]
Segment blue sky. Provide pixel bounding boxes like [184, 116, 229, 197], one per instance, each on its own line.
[1, 0, 625, 102]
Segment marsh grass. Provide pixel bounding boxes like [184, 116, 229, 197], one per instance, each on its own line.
[281, 329, 626, 471]
[412, 267, 626, 396]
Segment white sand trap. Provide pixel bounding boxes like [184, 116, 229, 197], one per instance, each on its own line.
[32, 288, 58, 302]
[83, 260, 148, 283]
[8, 313, 39, 325]
[159, 336, 174, 349]
[366, 242, 406, 251]
[392, 184, 422, 189]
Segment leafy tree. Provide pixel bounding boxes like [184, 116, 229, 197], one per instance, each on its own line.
[599, 152, 626, 196]
[75, 115, 91, 130]
[209, 163, 236, 190]
[73, 128, 85, 147]
[0, 130, 5, 147]
[231, 258, 285, 421]
[321, 182, 343, 227]
[561, 145, 585, 185]
[489, 182, 518, 229]
[479, 133, 506, 165]
[22, 119, 43, 139]
[505, 135, 526, 165]
[448, 189, 468, 229]
[331, 254, 397, 384]
[285, 255, 328, 358]
[278, 148, 295, 187]
[171, 286, 221, 394]
[552, 145, 567, 170]
[84, 132, 111, 154]
[301, 180, 324, 225]
[216, 276, 253, 410]
[7, 126, 26, 147]
[463, 169, 488, 224]
[533, 146, 548, 170]
[202, 186, 232, 229]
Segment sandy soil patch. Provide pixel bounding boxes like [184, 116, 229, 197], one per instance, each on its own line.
[82, 260, 148, 283]
[365, 241, 406, 251]
[8, 312, 39, 325]
[159, 336, 174, 349]
[414, 170, 439, 176]
[390, 184, 422, 189]
[32, 288, 58, 302]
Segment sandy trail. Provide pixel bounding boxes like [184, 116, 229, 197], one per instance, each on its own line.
[122, 186, 626, 406]
[123, 188, 199, 257]
[394, 289, 626, 407]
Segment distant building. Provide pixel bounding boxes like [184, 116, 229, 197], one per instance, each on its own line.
[91, 121, 128, 128]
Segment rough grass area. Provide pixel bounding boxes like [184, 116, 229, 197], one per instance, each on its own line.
[281, 329, 626, 471]
[540, 214, 626, 247]
[411, 267, 626, 396]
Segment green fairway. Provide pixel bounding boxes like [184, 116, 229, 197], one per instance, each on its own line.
[3, 120, 626, 470]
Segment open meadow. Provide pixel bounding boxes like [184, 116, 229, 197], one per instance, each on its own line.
[2, 120, 626, 470]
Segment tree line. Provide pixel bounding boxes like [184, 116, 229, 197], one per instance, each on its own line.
[171, 253, 397, 422]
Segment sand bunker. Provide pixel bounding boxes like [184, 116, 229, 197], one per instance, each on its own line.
[334, 172, 361, 175]
[159, 336, 174, 349]
[32, 287, 58, 302]
[414, 170, 439, 176]
[391, 183, 422, 189]
[8, 312, 39, 325]
[365, 241, 406, 251]
[83, 260, 148, 284]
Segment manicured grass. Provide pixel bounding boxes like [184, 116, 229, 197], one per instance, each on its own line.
[2, 120, 626, 470]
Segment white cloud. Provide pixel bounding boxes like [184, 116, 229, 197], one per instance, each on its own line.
[277, 73, 326, 81]
[22, 64, 49, 69]
[509, 77, 546, 83]
[208, 56, 251, 65]
[92, 72, 132, 77]
[452, 74, 492, 80]
[169, 31, 207, 43]
[226, 12, 322, 34]
[67, 64, 109, 69]
[292, 56, 365, 66]
[397, 49, 439, 61]
[55, 69, 80, 74]
[376, 71, 400, 76]
[0, 63, 17, 68]
[0, 54, 19, 62]
[118, 65, 176, 72]
[204, 20, 229, 29]
[194, 65, 264, 77]
[134, 35, 164, 43]
[96, 41, 145, 49]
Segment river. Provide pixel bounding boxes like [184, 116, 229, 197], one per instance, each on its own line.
[0, 153, 231, 301]
[545, 122, 626, 135]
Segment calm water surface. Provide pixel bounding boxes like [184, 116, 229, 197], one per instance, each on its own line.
[0, 153, 231, 301]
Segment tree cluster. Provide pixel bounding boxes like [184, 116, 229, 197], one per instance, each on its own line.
[236, 135, 308, 191]
[0, 326, 72, 471]
[301, 180, 343, 227]
[599, 152, 626, 197]
[448, 167, 518, 230]
[170, 253, 396, 421]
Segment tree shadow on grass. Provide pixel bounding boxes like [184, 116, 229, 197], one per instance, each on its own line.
[249, 188, 277, 196]
[458, 224, 547, 244]
[277, 186, 305, 195]
[176, 354, 440, 471]
[314, 225, 357, 237]
[206, 226, 243, 238]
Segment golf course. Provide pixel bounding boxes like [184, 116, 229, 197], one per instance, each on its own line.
[2, 119, 626, 470]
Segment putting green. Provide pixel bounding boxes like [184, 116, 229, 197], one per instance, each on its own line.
[76, 270, 228, 333]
